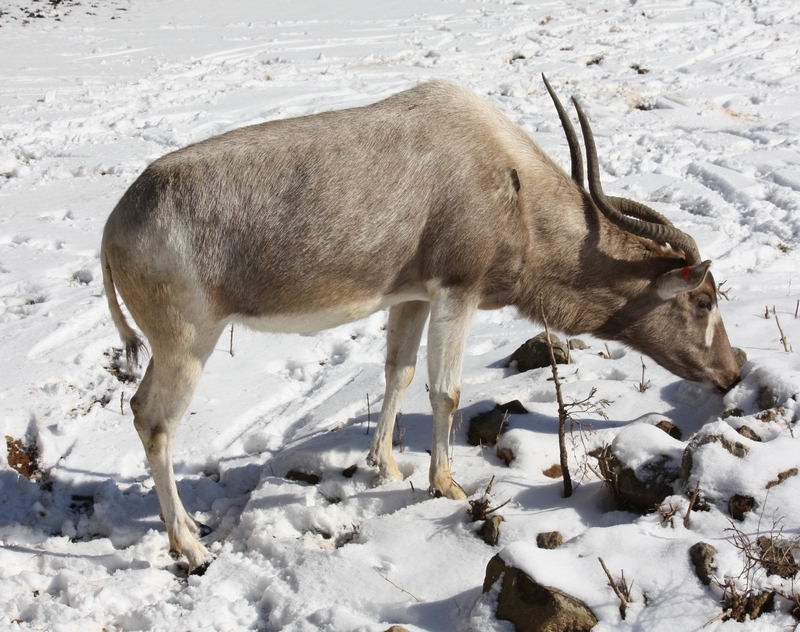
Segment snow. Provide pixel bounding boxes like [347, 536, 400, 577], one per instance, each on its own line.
[1, 0, 800, 630]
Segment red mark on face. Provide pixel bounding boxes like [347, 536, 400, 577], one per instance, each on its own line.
[681, 266, 692, 279]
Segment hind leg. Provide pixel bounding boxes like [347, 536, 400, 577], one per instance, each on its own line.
[130, 323, 223, 572]
[368, 301, 430, 485]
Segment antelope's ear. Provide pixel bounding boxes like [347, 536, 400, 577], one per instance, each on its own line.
[656, 260, 712, 300]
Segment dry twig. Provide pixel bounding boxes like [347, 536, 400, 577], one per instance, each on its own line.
[468, 475, 511, 521]
[637, 356, 650, 392]
[684, 481, 701, 528]
[599, 557, 633, 620]
[540, 297, 572, 498]
[716, 279, 731, 301]
[374, 567, 423, 603]
[772, 306, 793, 352]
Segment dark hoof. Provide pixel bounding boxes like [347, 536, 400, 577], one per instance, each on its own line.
[195, 522, 213, 538]
[169, 548, 181, 560]
[191, 560, 212, 576]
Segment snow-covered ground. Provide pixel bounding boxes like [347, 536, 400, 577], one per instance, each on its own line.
[1, 0, 800, 630]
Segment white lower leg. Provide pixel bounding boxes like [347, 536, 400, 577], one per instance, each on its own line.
[369, 302, 428, 485]
[146, 431, 210, 569]
[428, 389, 466, 499]
[425, 289, 476, 499]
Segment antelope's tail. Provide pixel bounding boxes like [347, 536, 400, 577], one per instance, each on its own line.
[101, 248, 145, 370]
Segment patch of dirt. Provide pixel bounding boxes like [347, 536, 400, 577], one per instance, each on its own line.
[104, 347, 136, 383]
[5, 435, 40, 479]
[0, 0, 130, 26]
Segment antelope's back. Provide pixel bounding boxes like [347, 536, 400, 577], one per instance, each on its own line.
[103, 82, 553, 318]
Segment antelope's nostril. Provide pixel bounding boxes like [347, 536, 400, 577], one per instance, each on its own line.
[718, 374, 741, 395]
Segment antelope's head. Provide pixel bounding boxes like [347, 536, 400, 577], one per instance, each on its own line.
[543, 75, 741, 394]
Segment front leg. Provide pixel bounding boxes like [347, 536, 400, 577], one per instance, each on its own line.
[426, 287, 478, 500]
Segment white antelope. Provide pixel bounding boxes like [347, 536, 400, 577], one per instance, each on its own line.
[102, 76, 740, 572]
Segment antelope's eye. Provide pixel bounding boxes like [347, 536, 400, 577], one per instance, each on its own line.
[697, 299, 712, 311]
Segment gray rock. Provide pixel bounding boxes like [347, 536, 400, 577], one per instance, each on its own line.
[568, 339, 588, 351]
[479, 515, 504, 546]
[286, 470, 320, 485]
[729, 494, 755, 521]
[758, 386, 777, 410]
[483, 555, 597, 632]
[689, 542, 717, 586]
[536, 532, 563, 550]
[496, 446, 514, 465]
[756, 536, 799, 579]
[682, 434, 749, 480]
[499, 400, 529, 415]
[733, 347, 747, 369]
[616, 455, 681, 511]
[468, 401, 529, 446]
[510, 332, 569, 372]
[736, 425, 761, 442]
[744, 592, 775, 620]
[468, 408, 507, 446]
[655, 420, 682, 441]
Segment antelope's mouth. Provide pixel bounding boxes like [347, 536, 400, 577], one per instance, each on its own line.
[704, 374, 741, 396]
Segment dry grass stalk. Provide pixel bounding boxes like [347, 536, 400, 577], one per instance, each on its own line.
[708, 513, 800, 623]
[495, 411, 509, 444]
[598, 557, 633, 620]
[772, 306, 793, 352]
[637, 356, 650, 392]
[374, 567, 423, 603]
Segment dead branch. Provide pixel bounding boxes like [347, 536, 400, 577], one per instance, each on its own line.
[468, 475, 511, 521]
[599, 557, 633, 620]
[684, 481, 701, 529]
[540, 296, 572, 498]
